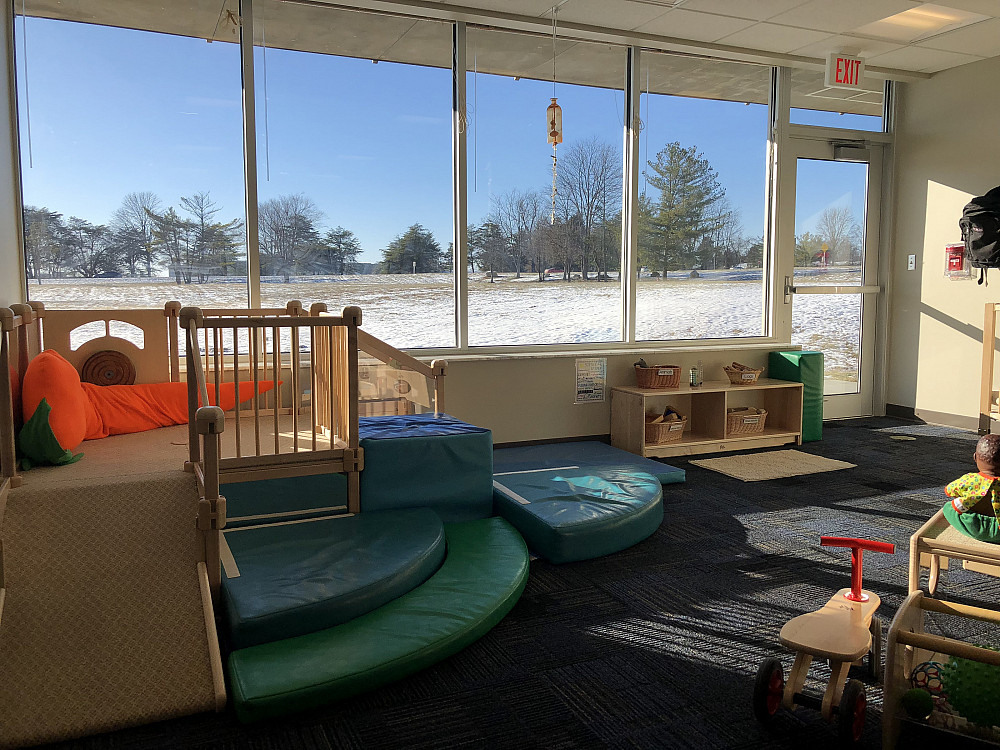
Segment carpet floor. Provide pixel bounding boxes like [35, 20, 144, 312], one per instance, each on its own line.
[28, 417, 1000, 750]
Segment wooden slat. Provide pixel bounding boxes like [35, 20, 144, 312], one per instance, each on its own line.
[251, 330, 261, 456]
[981, 302, 997, 434]
[272, 326, 280, 456]
[233, 327, 242, 459]
[292, 325, 300, 452]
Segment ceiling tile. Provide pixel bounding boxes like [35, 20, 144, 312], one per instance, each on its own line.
[929, 0, 1000, 15]
[790, 33, 905, 58]
[673, 0, 811, 21]
[637, 8, 757, 42]
[555, 0, 670, 30]
[716, 22, 831, 53]
[770, 0, 921, 33]
[866, 44, 982, 71]
[916, 17, 1000, 55]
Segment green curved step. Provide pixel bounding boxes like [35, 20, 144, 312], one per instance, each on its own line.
[228, 516, 530, 723]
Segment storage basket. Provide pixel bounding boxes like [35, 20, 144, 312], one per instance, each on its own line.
[645, 417, 687, 445]
[724, 363, 763, 386]
[635, 364, 681, 389]
[726, 407, 767, 436]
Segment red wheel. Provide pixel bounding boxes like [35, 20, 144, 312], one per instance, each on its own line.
[838, 679, 867, 743]
[753, 657, 785, 724]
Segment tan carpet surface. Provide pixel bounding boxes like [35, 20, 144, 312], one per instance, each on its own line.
[0, 435, 217, 748]
[689, 449, 856, 482]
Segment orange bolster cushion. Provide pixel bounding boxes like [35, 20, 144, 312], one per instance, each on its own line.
[82, 380, 277, 439]
[22, 349, 277, 447]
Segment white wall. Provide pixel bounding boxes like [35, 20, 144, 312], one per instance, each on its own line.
[443, 348, 780, 444]
[889, 55, 1000, 427]
[0, 2, 24, 307]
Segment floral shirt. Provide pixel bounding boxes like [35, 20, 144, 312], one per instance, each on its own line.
[946, 471, 1000, 518]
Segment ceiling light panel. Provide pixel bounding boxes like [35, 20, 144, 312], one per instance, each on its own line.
[770, 0, 920, 34]
[851, 3, 988, 42]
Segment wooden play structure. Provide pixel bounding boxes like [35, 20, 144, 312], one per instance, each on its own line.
[0, 299, 457, 745]
[753, 536, 895, 744]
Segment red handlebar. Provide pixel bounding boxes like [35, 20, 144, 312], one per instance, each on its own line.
[820, 536, 895, 602]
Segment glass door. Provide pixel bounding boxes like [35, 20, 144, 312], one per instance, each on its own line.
[786, 139, 882, 418]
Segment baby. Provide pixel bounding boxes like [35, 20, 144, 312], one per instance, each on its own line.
[943, 433, 1000, 541]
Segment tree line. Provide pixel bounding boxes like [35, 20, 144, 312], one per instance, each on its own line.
[468, 137, 765, 281]
[22, 138, 861, 285]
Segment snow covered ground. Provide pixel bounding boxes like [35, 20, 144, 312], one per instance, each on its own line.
[27, 267, 861, 378]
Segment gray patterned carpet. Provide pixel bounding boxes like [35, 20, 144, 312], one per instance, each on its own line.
[35, 417, 1000, 749]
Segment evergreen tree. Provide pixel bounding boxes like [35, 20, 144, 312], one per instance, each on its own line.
[380, 224, 444, 273]
[320, 227, 362, 274]
[642, 142, 726, 274]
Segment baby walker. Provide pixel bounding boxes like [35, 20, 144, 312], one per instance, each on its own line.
[753, 536, 895, 743]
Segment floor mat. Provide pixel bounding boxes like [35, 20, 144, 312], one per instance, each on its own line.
[689, 448, 856, 481]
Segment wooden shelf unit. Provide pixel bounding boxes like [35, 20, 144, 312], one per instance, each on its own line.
[611, 378, 804, 458]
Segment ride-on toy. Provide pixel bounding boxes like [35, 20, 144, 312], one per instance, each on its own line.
[753, 536, 896, 743]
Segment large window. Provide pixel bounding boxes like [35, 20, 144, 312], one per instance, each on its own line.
[465, 28, 625, 346]
[634, 52, 770, 341]
[15, 2, 248, 310]
[10, 5, 890, 358]
[252, 3, 455, 349]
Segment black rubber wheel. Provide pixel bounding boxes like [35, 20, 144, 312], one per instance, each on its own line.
[867, 617, 883, 683]
[838, 678, 867, 743]
[753, 657, 785, 725]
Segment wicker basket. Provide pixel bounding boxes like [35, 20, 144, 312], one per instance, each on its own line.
[726, 407, 767, 436]
[635, 364, 682, 389]
[724, 364, 763, 386]
[645, 417, 687, 445]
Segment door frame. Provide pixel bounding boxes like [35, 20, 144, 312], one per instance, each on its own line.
[775, 134, 888, 419]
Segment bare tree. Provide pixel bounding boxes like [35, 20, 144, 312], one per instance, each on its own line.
[258, 194, 323, 281]
[556, 137, 621, 280]
[816, 206, 861, 265]
[111, 191, 161, 276]
[491, 189, 544, 279]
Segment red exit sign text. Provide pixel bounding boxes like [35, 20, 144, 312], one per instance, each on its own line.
[825, 53, 866, 90]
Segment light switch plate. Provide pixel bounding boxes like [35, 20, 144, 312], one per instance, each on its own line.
[907, 254, 916, 271]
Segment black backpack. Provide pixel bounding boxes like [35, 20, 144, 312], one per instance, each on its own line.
[960, 185, 1000, 285]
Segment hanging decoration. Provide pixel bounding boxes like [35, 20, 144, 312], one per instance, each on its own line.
[547, 8, 562, 225]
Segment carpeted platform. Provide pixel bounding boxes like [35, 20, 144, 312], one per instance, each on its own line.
[0, 443, 220, 748]
[23, 418, 1000, 749]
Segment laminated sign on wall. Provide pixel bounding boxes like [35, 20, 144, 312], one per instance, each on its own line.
[575, 357, 607, 404]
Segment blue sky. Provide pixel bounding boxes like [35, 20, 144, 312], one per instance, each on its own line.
[16, 16, 871, 266]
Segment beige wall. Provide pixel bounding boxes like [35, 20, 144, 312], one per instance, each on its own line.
[442, 348, 780, 444]
[889, 55, 1000, 426]
[0, 1, 23, 306]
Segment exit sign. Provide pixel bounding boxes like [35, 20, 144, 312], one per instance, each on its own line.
[825, 53, 865, 89]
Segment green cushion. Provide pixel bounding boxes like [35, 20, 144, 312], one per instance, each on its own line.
[492, 467, 663, 563]
[228, 517, 529, 722]
[222, 509, 446, 649]
[769, 350, 824, 442]
[943, 502, 1000, 543]
[16, 398, 83, 469]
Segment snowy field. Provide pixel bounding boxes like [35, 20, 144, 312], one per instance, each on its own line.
[26, 268, 861, 379]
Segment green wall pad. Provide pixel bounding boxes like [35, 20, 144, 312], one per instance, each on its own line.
[769, 350, 824, 442]
[222, 473, 349, 528]
[222, 509, 446, 649]
[492, 467, 664, 564]
[228, 517, 529, 723]
[360, 431, 494, 521]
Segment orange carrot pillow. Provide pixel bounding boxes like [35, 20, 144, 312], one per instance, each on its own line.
[21, 349, 95, 451]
